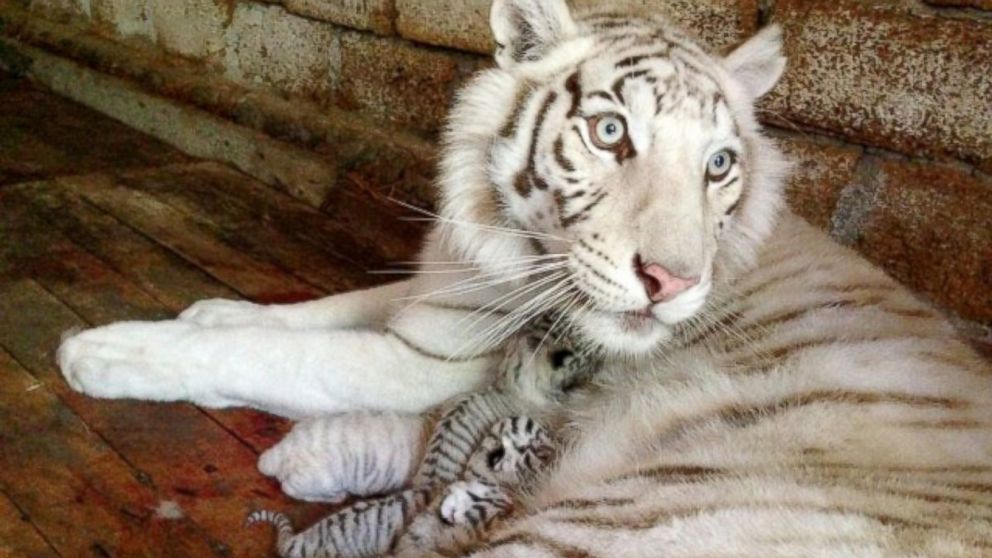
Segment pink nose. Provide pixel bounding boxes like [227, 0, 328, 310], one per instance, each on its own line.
[634, 256, 700, 303]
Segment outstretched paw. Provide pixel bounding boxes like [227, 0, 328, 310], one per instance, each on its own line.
[58, 321, 200, 401]
[178, 298, 277, 327]
[440, 481, 513, 527]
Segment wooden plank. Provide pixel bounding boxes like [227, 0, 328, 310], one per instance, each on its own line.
[58, 173, 324, 304]
[3, 182, 293, 452]
[119, 161, 422, 273]
[0, 192, 331, 554]
[0, 279, 328, 558]
[0, 347, 222, 557]
[0, 489, 60, 558]
[7, 181, 238, 313]
[112, 162, 372, 293]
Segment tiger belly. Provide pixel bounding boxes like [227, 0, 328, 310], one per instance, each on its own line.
[468, 214, 992, 557]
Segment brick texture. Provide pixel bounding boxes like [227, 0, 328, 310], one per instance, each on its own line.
[337, 30, 480, 136]
[924, 0, 992, 9]
[91, 0, 154, 40]
[283, 0, 394, 35]
[848, 159, 992, 324]
[571, 0, 759, 52]
[766, 0, 992, 173]
[777, 134, 863, 231]
[149, 0, 229, 60]
[395, 0, 758, 54]
[223, 3, 340, 99]
[396, 0, 493, 53]
[29, 0, 91, 20]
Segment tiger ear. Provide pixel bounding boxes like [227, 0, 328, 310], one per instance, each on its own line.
[490, 0, 576, 68]
[723, 25, 786, 100]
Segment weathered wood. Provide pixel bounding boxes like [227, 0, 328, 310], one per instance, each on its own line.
[112, 162, 374, 293]
[0, 347, 223, 557]
[0, 489, 60, 558]
[59, 173, 324, 304]
[0, 279, 330, 557]
[3, 182, 294, 452]
[0, 193, 335, 554]
[11, 181, 238, 312]
[0, 75, 397, 556]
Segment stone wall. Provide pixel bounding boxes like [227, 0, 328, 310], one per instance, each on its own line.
[2, 0, 990, 346]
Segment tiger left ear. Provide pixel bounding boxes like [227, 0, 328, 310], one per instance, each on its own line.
[490, 0, 576, 69]
[723, 25, 786, 100]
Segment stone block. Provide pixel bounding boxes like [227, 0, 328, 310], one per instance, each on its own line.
[223, 2, 340, 99]
[91, 0, 154, 40]
[29, 0, 91, 20]
[848, 158, 992, 324]
[395, 0, 492, 53]
[338, 30, 480, 136]
[148, 0, 228, 60]
[776, 133, 863, 231]
[766, 0, 992, 172]
[395, 0, 759, 54]
[283, 0, 394, 34]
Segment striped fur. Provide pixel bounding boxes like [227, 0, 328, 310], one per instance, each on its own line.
[248, 413, 555, 558]
[248, 322, 579, 558]
[467, 218, 992, 557]
[415, 1, 992, 556]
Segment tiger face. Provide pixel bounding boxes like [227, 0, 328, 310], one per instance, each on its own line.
[439, 0, 789, 355]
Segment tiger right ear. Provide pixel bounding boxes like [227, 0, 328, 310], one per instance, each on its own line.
[490, 0, 576, 69]
[723, 25, 786, 100]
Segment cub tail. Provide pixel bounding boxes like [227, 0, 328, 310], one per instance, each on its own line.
[246, 510, 297, 556]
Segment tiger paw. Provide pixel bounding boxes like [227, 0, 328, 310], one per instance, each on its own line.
[439, 481, 513, 526]
[57, 321, 201, 401]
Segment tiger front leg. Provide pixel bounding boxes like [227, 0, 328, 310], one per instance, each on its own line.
[179, 280, 411, 329]
[58, 316, 496, 418]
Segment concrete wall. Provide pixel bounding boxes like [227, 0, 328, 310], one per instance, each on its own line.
[3, 0, 990, 343]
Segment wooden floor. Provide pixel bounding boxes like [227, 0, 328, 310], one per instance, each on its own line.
[0, 72, 425, 557]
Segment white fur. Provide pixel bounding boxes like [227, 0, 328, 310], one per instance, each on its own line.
[258, 412, 424, 503]
[55, 5, 992, 554]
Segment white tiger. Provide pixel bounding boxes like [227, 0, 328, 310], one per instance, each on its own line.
[57, 0, 992, 555]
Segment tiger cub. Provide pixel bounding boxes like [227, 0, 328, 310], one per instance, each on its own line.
[248, 318, 594, 558]
[247, 415, 554, 558]
[256, 312, 599, 505]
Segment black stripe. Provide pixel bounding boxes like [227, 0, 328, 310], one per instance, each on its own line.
[385, 327, 500, 362]
[513, 91, 559, 197]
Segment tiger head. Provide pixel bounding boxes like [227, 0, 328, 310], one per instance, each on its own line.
[438, 0, 790, 355]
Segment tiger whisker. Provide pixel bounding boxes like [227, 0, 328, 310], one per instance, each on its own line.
[394, 261, 570, 307]
[459, 276, 576, 356]
[454, 271, 571, 335]
[389, 198, 570, 242]
[525, 291, 582, 370]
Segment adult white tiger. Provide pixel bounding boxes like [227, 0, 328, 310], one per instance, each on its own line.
[58, 0, 992, 554]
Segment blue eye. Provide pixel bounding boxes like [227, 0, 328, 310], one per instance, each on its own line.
[590, 114, 627, 148]
[706, 149, 735, 182]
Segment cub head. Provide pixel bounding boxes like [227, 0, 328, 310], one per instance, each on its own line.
[438, 0, 789, 355]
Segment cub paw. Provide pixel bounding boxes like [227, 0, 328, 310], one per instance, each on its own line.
[440, 481, 513, 526]
[258, 444, 348, 504]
